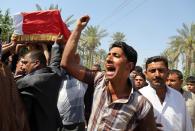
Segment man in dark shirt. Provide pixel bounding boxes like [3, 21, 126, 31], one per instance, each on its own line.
[17, 39, 63, 131]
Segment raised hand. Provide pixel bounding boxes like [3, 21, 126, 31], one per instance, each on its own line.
[77, 15, 90, 30]
[55, 34, 65, 45]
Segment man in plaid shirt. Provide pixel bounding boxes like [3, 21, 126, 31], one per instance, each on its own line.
[61, 15, 157, 131]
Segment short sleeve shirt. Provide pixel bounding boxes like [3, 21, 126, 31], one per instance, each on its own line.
[87, 72, 154, 131]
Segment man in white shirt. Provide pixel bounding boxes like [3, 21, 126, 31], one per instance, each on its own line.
[166, 69, 195, 130]
[139, 56, 193, 131]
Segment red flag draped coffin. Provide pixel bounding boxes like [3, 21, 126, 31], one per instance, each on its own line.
[12, 10, 71, 43]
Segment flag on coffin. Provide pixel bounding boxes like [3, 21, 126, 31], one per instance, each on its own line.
[12, 10, 71, 43]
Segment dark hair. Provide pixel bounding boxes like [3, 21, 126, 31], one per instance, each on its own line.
[168, 69, 183, 80]
[9, 54, 19, 73]
[0, 61, 30, 131]
[186, 76, 195, 83]
[134, 66, 143, 73]
[145, 56, 168, 70]
[92, 64, 101, 71]
[135, 72, 146, 80]
[26, 50, 46, 66]
[109, 41, 137, 65]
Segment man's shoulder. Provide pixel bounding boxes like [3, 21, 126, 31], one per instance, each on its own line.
[130, 89, 153, 119]
[183, 89, 195, 96]
[16, 75, 35, 90]
[138, 86, 159, 105]
[17, 68, 60, 85]
[167, 86, 184, 99]
[131, 88, 153, 107]
[17, 74, 38, 86]
[139, 85, 153, 94]
[93, 71, 105, 86]
[32, 67, 61, 79]
[183, 89, 195, 101]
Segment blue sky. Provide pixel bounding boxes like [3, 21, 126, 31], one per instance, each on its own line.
[1, 0, 195, 66]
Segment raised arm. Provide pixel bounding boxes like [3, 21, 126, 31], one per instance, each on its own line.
[60, 15, 91, 82]
[41, 43, 50, 65]
[2, 41, 16, 55]
[49, 35, 64, 69]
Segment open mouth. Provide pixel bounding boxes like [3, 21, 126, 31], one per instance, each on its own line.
[106, 66, 116, 77]
[107, 66, 115, 72]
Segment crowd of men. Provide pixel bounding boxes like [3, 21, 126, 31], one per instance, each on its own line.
[0, 15, 195, 131]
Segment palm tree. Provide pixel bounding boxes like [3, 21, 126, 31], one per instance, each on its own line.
[64, 15, 76, 28]
[77, 40, 88, 66]
[96, 48, 107, 69]
[163, 23, 195, 77]
[35, 4, 75, 27]
[35, 4, 61, 11]
[80, 25, 108, 68]
[0, 9, 13, 42]
[162, 48, 180, 69]
[111, 32, 126, 42]
[0, 10, 2, 20]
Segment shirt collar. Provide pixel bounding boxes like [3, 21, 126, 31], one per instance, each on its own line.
[104, 77, 135, 104]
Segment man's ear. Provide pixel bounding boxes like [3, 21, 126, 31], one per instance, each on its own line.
[180, 79, 183, 85]
[34, 60, 40, 68]
[127, 62, 134, 72]
[144, 70, 147, 75]
[144, 70, 148, 79]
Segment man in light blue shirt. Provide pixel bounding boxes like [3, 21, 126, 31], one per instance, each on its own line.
[57, 54, 87, 131]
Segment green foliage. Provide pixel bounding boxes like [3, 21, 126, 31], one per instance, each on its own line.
[79, 25, 108, 68]
[35, 4, 76, 28]
[111, 32, 126, 42]
[35, 3, 62, 11]
[0, 9, 13, 42]
[64, 15, 76, 28]
[163, 23, 195, 78]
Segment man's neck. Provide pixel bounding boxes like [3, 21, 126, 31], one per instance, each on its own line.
[108, 79, 132, 101]
[154, 85, 167, 104]
[179, 88, 183, 94]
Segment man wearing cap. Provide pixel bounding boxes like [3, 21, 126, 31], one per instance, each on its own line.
[61, 15, 157, 130]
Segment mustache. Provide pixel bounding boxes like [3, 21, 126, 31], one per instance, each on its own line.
[153, 77, 164, 81]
